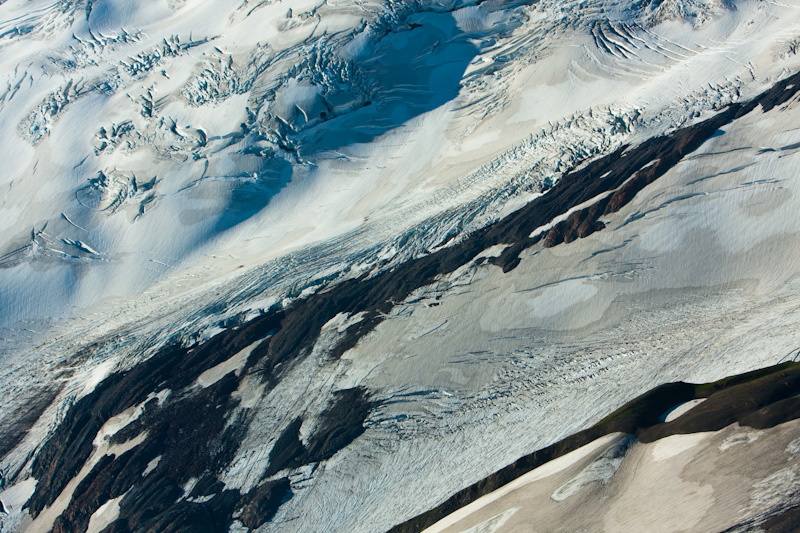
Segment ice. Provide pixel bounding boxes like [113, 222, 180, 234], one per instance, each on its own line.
[3, 0, 800, 531]
[85, 494, 124, 533]
[194, 341, 259, 388]
[550, 435, 634, 502]
[661, 398, 706, 423]
[651, 433, 711, 462]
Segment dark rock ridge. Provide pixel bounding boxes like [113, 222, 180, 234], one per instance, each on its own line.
[266, 388, 376, 477]
[14, 70, 800, 530]
[24, 303, 374, 531]
[389, 361, 800, 533]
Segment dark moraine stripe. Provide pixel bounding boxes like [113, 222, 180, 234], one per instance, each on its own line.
[16, 70, 800, 530]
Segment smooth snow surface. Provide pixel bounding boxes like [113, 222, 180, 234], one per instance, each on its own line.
[85, 494, 124, 533]
[423, 433, 624, 533]
[651, 432, 711, 462]
[430, 421, 800, 533]
[661, 398, 707, 423]
[3, 0, 800, 531]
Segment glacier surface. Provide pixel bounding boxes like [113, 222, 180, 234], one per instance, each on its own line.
[3, 0, 800, 531]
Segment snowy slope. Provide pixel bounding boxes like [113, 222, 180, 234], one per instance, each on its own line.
[3, 0, 800, 532]
[2, 0, 799, 349]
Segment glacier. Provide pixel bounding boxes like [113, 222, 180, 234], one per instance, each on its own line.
[2, 0, 800, 531]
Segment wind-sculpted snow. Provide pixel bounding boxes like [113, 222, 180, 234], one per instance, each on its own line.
[4, 0, 800, 531]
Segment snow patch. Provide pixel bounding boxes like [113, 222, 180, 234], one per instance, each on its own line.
[26, 432, 147, 533]
[651, 432, 711, 462]
[719, 428, 764, 452]
[142, 455, 162, 477]
[0, 477, 36, 529]
[80, 360, 116, 397]
[550, 434, 634, 502]
[660, 398, 706, 423]
[194, 340, 262, 388]
[86, 493, 125, 533]
[322, 312, 368, 334]
[460, 508, 518, 533]
[786, 437, 800, 456]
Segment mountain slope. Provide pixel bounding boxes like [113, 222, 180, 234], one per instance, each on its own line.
[3, 0, 800, 532]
